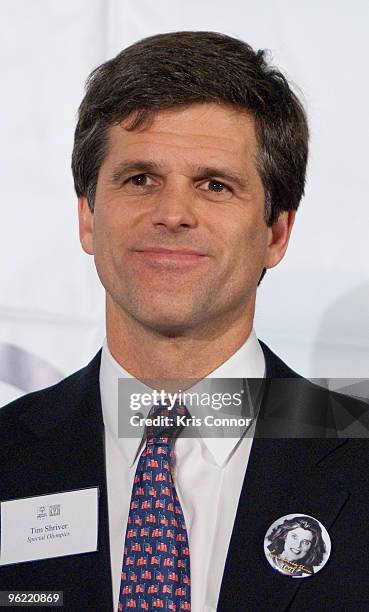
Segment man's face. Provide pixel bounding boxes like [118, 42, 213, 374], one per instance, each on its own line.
[79, 103, 294, 335]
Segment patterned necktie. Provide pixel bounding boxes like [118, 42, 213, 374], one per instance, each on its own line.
[118, 400, 191, 611]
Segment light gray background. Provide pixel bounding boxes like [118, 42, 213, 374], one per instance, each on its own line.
[1, 0, 368, 404]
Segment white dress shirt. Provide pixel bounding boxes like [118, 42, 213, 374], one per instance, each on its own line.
[100, 330, 265, 611]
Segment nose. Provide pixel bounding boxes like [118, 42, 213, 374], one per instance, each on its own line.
[150, 179, 198, 232]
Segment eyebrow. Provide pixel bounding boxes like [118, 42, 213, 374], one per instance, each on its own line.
[111, 161, 162, 184]
[110, 160, 250, 191]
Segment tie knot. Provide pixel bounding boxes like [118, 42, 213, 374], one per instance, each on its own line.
[145, 400, 191, 445]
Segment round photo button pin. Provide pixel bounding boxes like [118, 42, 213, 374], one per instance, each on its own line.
[264, 513, 331, 578]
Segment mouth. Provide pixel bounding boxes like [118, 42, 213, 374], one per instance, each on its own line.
[132, 248, 208, 272]
[290, 548, 301, 555]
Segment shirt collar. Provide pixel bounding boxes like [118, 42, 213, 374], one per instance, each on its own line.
[100, 329, 265, 467]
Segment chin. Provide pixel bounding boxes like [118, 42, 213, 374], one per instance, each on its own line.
[143, 317, 196, 337]
[134, 301, 204, 331]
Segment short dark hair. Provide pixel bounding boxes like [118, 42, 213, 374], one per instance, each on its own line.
[72, 30, 309, 227]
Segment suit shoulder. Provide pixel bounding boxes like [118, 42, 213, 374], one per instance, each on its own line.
[258, 339, 369, 435]
[0, 349, 102, 424]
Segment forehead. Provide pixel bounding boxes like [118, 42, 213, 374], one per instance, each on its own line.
[288, 527, 313, 540]
[104, 103, 258, 169]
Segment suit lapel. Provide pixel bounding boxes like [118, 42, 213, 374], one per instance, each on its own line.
[217, 343, 349, 611]
[217, 438, 348, 611]
[6, 350, 114, 611]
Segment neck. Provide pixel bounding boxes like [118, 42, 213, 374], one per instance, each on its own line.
[105, 297, 255, 381]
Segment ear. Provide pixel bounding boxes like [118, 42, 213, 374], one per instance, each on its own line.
[264, 210, 296, 269]
[78, 196, 94, 255]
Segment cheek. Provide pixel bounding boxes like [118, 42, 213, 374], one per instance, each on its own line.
[285, 534, 295, 546]
[93, 202, 127, 250]
[225, 215, 268, 267]
[91, 219, 123, 284]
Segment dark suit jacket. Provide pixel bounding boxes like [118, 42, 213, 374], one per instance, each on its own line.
[0, 342, 368, 611]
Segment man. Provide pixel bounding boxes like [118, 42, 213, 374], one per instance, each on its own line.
[0, 31, 368, 612]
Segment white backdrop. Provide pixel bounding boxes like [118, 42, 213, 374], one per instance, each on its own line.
[1, 0, 368, 405]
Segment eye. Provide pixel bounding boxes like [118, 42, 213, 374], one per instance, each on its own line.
[200, 179, 231, 193]
[120, 173, 159, 195]
[127, 173, 154, 187]
[197, 179, 233, 201]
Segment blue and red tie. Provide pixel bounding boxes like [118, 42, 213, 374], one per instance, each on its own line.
[118, 401, 191, 611]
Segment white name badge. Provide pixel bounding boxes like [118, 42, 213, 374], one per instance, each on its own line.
[0, 487, 99, 566]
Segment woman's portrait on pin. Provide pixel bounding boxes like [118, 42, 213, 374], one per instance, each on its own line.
[264, 514, 331, 578]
